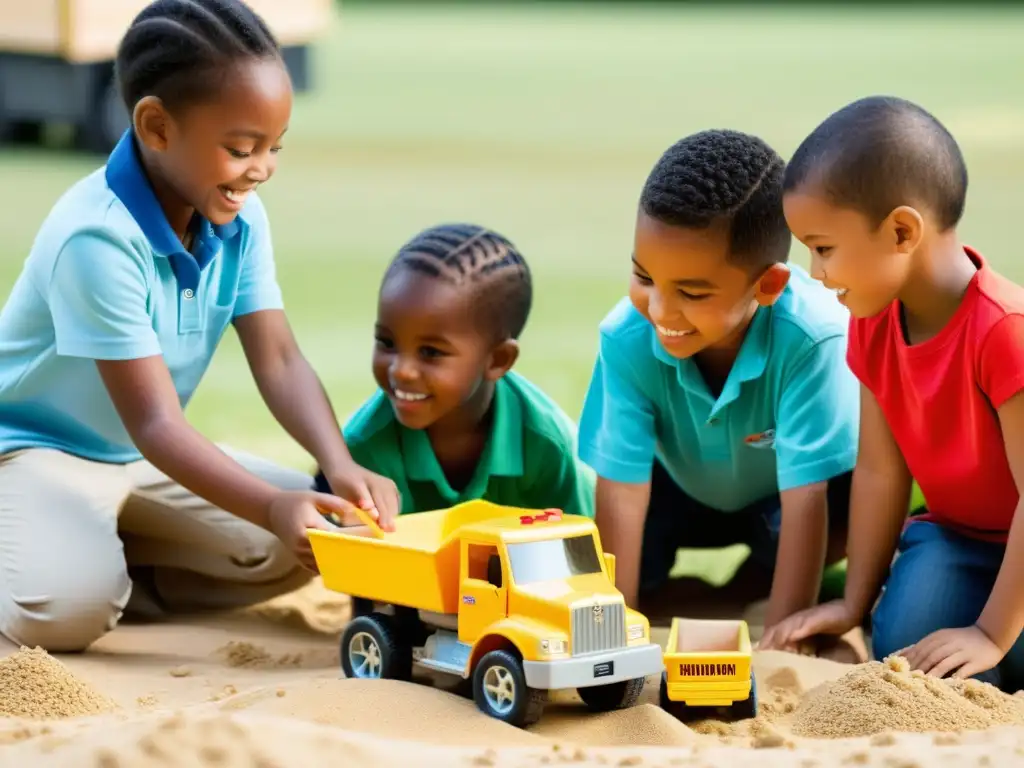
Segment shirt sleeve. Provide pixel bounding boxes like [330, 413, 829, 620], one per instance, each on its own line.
[47, 229, 162, 360]
[576, 331, 657, 484]
[979, 314, 1024, 410]
[233, 194, 284, 318]
[775, 335, 859, 491]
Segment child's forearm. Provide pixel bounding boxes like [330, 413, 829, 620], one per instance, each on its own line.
[595, 477, 651, 608]
[249, 344, 355, 476]
[134, 413, 280, 529]
[976, 502, 1024, 652]
[764, 483, 829, 628]
[843, 464, 912, 618]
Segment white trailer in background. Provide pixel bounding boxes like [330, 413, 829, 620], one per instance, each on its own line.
[0, 0, 332, 153]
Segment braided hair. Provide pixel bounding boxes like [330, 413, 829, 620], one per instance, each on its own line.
[114, 0, 281, 114]
[386, 223, 533, 341]
[640, 129, 792, 270]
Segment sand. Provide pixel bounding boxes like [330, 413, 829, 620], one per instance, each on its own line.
[3, 578, 1024, 767]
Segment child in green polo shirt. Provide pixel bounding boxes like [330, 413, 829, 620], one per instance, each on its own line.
[314, 223, 594, 523]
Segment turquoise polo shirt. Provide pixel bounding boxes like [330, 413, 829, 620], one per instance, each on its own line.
[577, 264, 859, 512]
[342, 371, 595, 518]
[0, 130, 283, 463]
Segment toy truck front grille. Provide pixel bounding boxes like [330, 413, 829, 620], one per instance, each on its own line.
[571, 601, 626, 655]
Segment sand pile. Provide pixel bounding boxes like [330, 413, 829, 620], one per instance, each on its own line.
[0, 647, 118, 721]
[246, 579, 351, 635]
[791, 655, 1024, 738]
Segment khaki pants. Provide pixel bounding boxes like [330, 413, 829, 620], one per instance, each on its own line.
[0, 447, 315, 652]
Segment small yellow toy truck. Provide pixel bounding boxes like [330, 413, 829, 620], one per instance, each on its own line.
[658, 617, 758, 721]
[309, 500, 664, 728]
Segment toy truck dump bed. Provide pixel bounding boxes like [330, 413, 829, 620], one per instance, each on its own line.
[308, 500, 664, 729]
[659, 618, 757, 721]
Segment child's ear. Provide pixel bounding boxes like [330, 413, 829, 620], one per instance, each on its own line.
[754, 263, 791, 307]
[133, 96, 172, 152]
[886, 206, 924, 254]
[485, 339, 519, 381]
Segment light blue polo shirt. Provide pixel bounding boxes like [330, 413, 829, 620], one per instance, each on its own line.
[0, 129, 283, 463]
[577, 264, 859, 512]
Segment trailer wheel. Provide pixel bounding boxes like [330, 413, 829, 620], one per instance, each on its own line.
[472, 649, 546, 728]
[727, 673, 759, 720]
[578, 676, 646, 712]
[340, 613, 412, 682]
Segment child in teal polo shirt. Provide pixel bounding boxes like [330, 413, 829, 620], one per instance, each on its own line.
[577, 130, 859, 640]
[314, 223, 594, 520]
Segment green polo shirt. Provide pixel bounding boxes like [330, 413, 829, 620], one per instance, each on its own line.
[342, 371, 595, 518]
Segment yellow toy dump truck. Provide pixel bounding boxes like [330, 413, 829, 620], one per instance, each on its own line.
[309, 500, 663, 728]
[659, 617, 758, 721]
[0, 0, 331, 153]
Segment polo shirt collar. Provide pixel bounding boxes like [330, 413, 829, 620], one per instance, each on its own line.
[401, 376, 524, 501]
[105, 129, 244, 291]
[651, 304, 771, 417]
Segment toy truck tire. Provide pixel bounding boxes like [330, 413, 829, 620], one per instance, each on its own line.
[577, 676, 646, 713]
[472, 649, 546, 728]
[728, 672, 758, 720]
[340, 613, 413, 682]
[659, 670, 759, 721]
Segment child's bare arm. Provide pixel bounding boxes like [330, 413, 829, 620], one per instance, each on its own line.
[760, 384, 911, 649]
[595, 476, 651, 608]
[764, 480, 830, 629]
[233, 309, 400, 528]
[842, 383, 914, 619]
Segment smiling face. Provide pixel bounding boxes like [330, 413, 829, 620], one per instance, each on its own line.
[629, 211, 788, 360]
[783, 188, 916, 319]
[372, 267, 517, 431]
[134, 56, 293, 236]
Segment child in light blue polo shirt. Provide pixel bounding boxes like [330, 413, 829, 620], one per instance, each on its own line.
[0, 0, 397, 653]
[578, 130, 859, 640]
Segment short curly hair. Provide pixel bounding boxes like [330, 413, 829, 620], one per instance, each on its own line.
[640, 129, 791, 270]
[783, 96, 967, 231]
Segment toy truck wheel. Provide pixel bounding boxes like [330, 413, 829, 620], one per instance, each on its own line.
[472, 649, 546, 728]
[728, 672, 759, 720]
[340, 613, 413, 681]
[577, 677, 646, 712]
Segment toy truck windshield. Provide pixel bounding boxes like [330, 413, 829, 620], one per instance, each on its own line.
[505, 534, 603, 585]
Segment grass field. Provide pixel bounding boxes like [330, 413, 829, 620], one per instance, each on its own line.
[1, 2, 1023, 482]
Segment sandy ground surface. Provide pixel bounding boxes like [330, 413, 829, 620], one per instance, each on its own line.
[2, 577, 1024, 767]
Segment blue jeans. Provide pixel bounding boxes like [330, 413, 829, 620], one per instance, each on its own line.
[871, 520, 1024, 693]
[638, 460, 852, 595]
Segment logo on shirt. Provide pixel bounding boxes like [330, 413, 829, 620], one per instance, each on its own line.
[743, 429, 776, 450]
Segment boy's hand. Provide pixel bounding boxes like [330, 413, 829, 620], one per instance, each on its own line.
[759, 599, 861, 651]
[325, 462, 401, 532]
[900, 626, 1005, 681]
[266, 490, 363, 573]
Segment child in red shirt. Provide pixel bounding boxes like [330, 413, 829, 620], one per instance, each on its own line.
[760, 96, 1024, 692]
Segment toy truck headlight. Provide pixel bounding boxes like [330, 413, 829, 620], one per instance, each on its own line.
[539, 638, 567, 656]
[627, 623, 645, 641]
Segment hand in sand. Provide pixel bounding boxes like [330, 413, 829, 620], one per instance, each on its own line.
[900, 625, 1005, 680]
[759, 599, 861, 652]
[267, 490, 373, 573]
[325, 462, 401, 532]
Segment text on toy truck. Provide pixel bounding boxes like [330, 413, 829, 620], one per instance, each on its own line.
[678, 663, 737, 677]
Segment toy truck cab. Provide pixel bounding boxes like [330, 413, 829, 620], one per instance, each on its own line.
[659, 618, 757, 721]
[309, 501, 664, 728]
